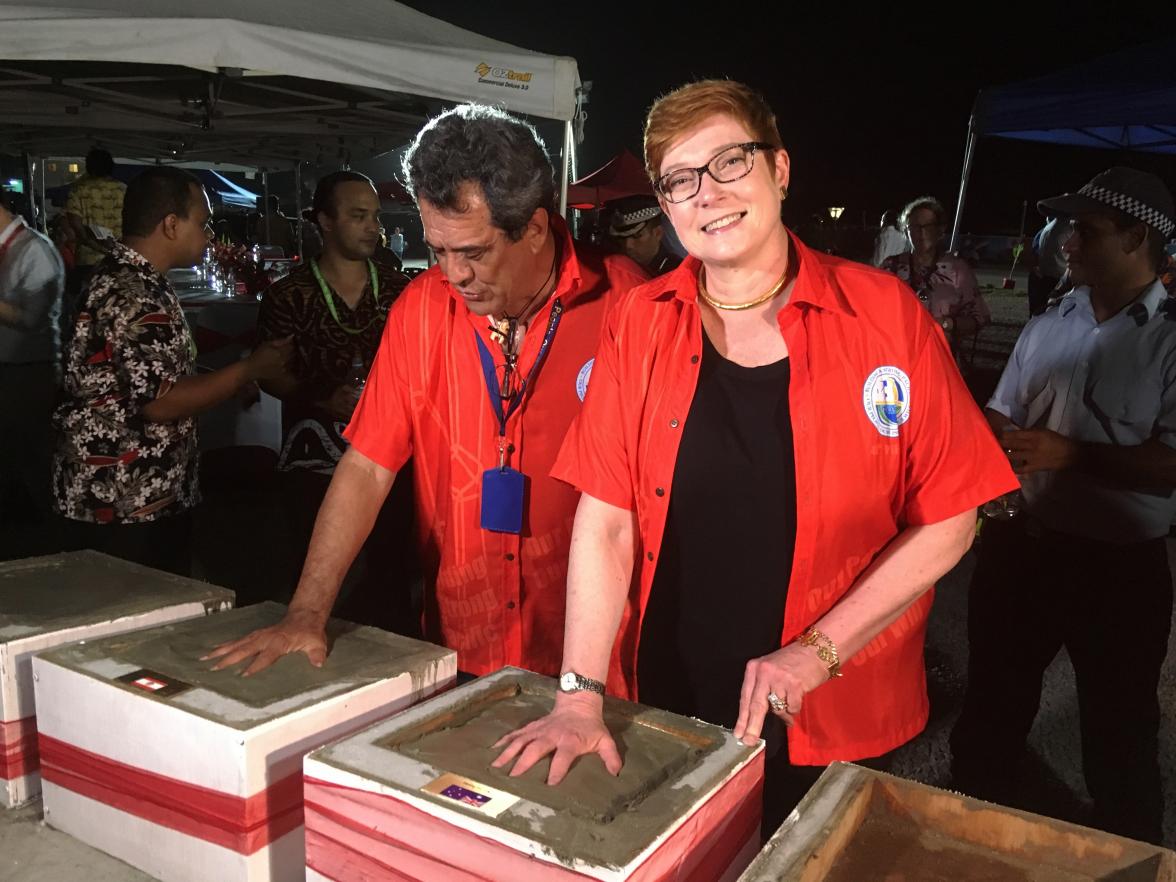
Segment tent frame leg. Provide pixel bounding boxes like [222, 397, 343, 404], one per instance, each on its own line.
[262, 171, 271, 245]
[949, 114, 977, 254]
[559, 121, 572, 219]
[22, 152, 36, 229]
[294, 161, 303, 261]
[37, 155, 46, 232]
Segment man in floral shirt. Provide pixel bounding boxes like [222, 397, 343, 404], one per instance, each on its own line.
[53, 167, 292, 575]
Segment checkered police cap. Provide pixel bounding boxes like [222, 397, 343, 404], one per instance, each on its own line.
[1039, 167, 1175, 240]
[606, 194, 663, 238]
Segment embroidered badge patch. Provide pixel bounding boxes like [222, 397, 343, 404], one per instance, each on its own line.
[576, 358, 594, 402]
[863, 366, 911, 437]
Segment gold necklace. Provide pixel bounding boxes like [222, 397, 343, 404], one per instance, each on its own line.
[697, 266, 789, 311]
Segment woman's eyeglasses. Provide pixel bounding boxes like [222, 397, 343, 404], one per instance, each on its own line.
[655, 142, 775, 204]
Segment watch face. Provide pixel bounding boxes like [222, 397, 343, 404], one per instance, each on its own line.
[559, 672, 576, 691]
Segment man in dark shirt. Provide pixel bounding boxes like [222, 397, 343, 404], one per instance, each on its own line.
[257, 171, 417, 632]
[53, 167, 291, 575]
[251, 195, 297, 256]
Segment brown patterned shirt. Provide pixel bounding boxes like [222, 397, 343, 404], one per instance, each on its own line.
[52, 242, 198, 524]
[257, 260, 408, 472]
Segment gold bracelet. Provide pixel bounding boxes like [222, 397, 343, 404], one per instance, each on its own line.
[800, 627, 842, 678]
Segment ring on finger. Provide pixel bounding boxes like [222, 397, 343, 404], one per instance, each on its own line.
[767, 691, 786, 714]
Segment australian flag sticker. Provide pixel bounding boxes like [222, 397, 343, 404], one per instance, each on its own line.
[116, 668, 193, 698]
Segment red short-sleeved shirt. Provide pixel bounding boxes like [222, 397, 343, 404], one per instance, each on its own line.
[552, 231, 1018, 764]
[345, 219, 647, 678]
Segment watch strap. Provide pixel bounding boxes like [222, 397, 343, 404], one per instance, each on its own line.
[559, 671, 605, 695]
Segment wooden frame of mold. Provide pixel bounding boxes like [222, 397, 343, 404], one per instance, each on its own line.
[740, 763, 1176, 882]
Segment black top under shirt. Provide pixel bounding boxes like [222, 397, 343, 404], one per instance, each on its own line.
[637, 326, 798, 731]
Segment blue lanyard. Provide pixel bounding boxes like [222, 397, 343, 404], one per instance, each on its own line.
[474, 299, 564, 439]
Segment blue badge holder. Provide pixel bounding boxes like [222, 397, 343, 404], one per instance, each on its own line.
[481, 467, 525, 534]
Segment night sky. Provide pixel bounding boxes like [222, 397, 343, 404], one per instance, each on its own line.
[399, 1, 1171, 235]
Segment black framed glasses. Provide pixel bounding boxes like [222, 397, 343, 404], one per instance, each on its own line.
[654, 142, 776, 204]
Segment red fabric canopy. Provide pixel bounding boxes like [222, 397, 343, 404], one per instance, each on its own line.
[567, 149, 652, 209]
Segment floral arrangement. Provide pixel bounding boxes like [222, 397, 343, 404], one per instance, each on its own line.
[208, 240, 272, 298]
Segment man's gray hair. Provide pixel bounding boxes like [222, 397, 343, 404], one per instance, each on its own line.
[402, 104, 556, 240]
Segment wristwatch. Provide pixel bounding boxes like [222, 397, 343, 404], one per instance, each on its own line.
[558, 671, 605, 696]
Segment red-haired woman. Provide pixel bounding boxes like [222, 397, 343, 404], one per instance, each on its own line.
[495, 80, 1016, 830]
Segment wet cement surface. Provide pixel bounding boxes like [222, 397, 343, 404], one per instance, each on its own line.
[42, 602, 452, 726]
[396, 689, 706, 822]
[0, 551, 231, 640]
[363, 672, 737, 869]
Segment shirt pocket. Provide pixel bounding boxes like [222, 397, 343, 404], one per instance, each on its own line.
[1017, 374, 1056, 429]
[1086, 376, 1162, 441]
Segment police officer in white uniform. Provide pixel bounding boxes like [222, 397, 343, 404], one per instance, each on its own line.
[951, 167, 1176, 844]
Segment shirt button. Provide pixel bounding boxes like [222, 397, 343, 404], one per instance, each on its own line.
[669, 419, 679, 428]
[506, 600, 516, 610]
[647, 551, 654, 561]
[655, 487, 665, 497]
[690, 355, 699, 364]
[504, 553, 515, 561]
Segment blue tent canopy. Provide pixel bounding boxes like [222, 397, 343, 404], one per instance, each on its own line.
[974, 39, 1176, 153]
[201, 170, 260, 209]
[952, 39, 1176, 245]
[46, 165, 258, 210]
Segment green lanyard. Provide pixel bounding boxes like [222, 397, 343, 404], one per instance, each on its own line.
[311, 258, 382, 335]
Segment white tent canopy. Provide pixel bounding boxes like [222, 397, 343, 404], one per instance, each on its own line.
[0, 0, 582, 168]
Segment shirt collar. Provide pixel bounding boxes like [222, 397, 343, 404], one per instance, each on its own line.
[0, 216, 25, 246]
[1135, 278, 1169, 322]
[639, 227, 854, 316]
[111, 240, 158, 273]
[1064, 279, 1168, 324]
[550, 214, 590, 301]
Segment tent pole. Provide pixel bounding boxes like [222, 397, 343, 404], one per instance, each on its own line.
[949, 114, 977, 254]
[569, 129, 579, 183]
[559, 121, 571, 219]
[568, 122, 580, 238]
[21, 152, 35, 228]
[262, 172, 271, 246]
[38, 156, 46, 232]
[294, 161, 304, 262]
